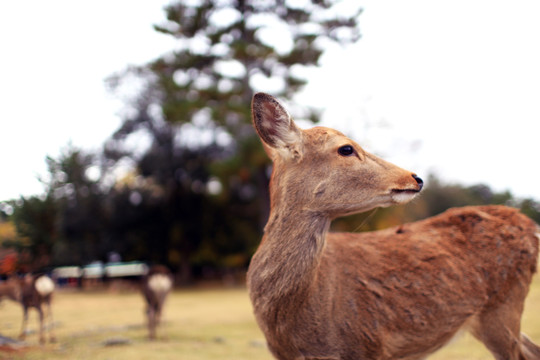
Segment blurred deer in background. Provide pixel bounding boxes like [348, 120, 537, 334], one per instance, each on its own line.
[247, 93, 540, 360]
[0, 274, 56, 344]
[141, 265, 173, 340]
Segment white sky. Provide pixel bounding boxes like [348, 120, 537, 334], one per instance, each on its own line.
[1, 0, 540, 202]
[299, 0, 540, 200]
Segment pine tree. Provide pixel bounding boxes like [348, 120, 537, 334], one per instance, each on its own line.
[104, 0, 362, 278]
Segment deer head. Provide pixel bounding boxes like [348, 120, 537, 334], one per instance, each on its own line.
[252, 92, 423, 219]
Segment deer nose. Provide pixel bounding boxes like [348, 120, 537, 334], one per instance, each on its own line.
[412, 174, 424, 191]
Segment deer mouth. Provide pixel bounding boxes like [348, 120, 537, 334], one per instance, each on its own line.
[391, 189, 420, 204]
[391, 189, 420, 195]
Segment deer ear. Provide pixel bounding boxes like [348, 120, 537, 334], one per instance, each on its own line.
[251, 93, 303, 160]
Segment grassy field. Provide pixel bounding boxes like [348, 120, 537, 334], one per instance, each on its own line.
[1, 274, 540, 360]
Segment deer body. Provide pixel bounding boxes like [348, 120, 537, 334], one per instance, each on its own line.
[247, 93, 540, 360]
[141, 265, 172, 340]
[21, 274, 56, 344]
[0, 274, 56, 344]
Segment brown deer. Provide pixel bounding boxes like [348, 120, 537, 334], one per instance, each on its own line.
[141, 265, 173, 340]
[247, 92, 540, 360]
[0, 274, 56, 344]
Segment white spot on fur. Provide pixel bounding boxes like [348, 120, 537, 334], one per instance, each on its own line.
[391, 191, 418, 204]
[148, 274, 172, 294]
[35, 276, 55, 296]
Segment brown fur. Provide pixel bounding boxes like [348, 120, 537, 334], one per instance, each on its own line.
[141, 265, 173, 340]
[247, 93, 540, 360]
[0, 274, 56, 344]
[0, 277, 21, 303]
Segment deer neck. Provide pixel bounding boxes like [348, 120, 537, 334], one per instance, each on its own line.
[248, 205, 331, 309]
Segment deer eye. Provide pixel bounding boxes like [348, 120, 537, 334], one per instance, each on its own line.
[338, 145, 355, 156]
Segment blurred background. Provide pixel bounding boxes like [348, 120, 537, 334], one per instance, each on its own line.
[1, 0, 540, 283]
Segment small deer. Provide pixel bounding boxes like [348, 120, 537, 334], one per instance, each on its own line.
[141, 265, 173, 340]
[0, 274, 56, 344]
[247, 93, 540, 360]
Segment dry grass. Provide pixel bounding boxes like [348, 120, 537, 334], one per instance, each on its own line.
[0, 273, 539, 360]
[0, 287, 272, 360]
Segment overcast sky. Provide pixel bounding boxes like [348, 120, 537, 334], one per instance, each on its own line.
[1, 0, 540, 203]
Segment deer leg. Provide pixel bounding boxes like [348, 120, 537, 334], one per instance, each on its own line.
[19, 306, 28, 340]
[470, 317, 521, 359]
[37, 306, 46, 345]
[521, 334, 540, 360]
[147, 306, 156, 340]
[156, 303, 163, 326]
[153, 306, 162, 339]
[469, 287, 531, 360]
[46, 300, 56, 343]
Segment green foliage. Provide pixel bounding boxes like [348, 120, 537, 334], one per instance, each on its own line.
[5, 195, 57, 271]
[99, 0, 362, 280]
[147, 0, 361, 126]
[2, 145, 107, 270]
[107, 0, 362, 137]
[519, 198, 540, 224]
